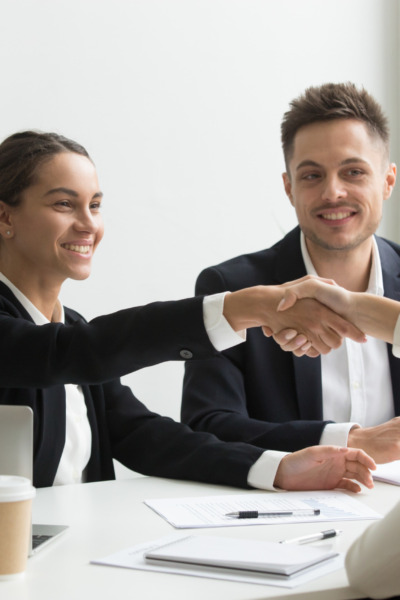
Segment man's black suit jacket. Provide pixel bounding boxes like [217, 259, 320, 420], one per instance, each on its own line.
[0, 282, 264, 488]
[181, 227, 400, 451]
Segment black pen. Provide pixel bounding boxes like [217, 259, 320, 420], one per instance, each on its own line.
[225, 509, 320, 519]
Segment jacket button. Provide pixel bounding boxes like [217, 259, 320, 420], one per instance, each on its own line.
[180, 349, 193, 359]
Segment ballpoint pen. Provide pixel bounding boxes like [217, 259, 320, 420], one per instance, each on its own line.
[225, 509, 320, 519]
[279, 529, 343, 544]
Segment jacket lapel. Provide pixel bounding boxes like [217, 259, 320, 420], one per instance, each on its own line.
[377, 236, 400, 416]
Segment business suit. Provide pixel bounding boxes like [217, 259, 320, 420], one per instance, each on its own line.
[345, 500, 400, 599]
[181, 227, 400, 450]
[0, 282, 264, 488]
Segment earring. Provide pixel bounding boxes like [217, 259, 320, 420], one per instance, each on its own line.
[6, 231, 10, 235]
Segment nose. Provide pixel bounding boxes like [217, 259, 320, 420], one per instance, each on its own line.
[321, 174, 347, 202]
[74, 208, 101, 233]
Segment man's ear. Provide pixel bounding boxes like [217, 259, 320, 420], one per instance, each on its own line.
[0, 201, 14, 238]
[383, 163, 397, 201]
[282, 172, 294, 206]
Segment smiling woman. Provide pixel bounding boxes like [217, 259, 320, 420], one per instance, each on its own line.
[0, 130, 375, 494]
[0, 149, 104, 319]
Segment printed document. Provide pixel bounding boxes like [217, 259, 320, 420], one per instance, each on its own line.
[144, 490, 381, 528]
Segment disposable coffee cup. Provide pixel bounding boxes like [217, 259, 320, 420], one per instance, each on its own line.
[0, 475, 35, 581]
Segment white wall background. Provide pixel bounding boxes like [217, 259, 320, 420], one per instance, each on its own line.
[0, 0, 398, 474]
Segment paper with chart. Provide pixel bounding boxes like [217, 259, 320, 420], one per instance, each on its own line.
[144, 490, 382, 528]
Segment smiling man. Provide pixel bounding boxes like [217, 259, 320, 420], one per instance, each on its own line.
[181, 83, 400, 474]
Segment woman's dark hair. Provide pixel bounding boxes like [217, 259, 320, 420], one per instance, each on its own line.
[0, 131, 91, 206]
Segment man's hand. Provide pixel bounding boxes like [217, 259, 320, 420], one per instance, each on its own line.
[274, 445, 376, 492]
[348, 418, 400, 464]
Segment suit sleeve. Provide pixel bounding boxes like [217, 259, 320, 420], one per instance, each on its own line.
[0, 295, 217, 388]
[103, 378, 264, 489]
[181, 267, 328, 451]
[345, 501, 400, 599]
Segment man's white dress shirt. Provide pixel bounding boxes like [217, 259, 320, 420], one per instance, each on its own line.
[300, 233, 395, 448]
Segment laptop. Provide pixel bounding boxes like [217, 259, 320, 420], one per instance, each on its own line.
[0, 405, 68, 554]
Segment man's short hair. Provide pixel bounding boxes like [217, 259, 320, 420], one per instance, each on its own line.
[281, 82, 390, 172]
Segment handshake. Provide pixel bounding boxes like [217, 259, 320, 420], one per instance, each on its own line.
[223, 274, 400, 358]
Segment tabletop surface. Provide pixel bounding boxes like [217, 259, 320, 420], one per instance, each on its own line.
[2, 475, 399, 600]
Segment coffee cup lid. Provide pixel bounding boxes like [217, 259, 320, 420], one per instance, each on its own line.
[0, 475, 36, 502]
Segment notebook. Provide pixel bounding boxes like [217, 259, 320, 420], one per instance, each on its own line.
[145, 534, 339, 577]
[0, 405, 68, 555]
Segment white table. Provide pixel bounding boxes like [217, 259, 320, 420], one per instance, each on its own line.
[2, 476, 399, 600]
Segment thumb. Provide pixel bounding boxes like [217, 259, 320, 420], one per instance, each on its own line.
[277, 290, 298, 311]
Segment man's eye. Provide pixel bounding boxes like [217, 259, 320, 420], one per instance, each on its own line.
[302, 173, 320, 180]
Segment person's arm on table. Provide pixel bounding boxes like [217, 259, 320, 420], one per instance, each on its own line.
[250, 445, 375, 492]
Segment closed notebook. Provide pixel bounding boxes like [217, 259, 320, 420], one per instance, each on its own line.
[144, 535, 338, 577]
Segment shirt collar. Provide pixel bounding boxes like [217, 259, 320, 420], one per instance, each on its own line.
[0, 272, 65, 324]
[300, 231, 384, 296]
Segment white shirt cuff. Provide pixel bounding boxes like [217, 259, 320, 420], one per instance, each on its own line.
[319, 422, 359, 447]
[392, 315, 400, 357]
[203, 292, 246, 352]
[247, 450, 289, 491]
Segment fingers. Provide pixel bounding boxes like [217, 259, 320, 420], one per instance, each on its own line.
[336, 478, 362, 493]
[268, 298, 366, 357]
[328, 316, 366, 344]
[272, 330, 307, 349]
[302, 346, 320, 358]
[277, 278, 328, 311]
[271, 331, 316, 357]
[277, 291, 298, 311]
[344, 461, 375, 489]
[343, 447, 376, 471]
[262, 326, 273, 337]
